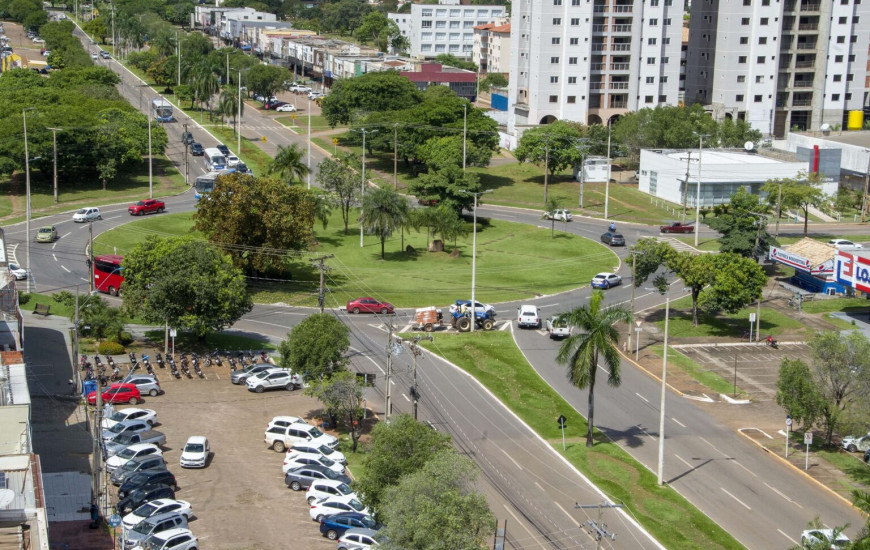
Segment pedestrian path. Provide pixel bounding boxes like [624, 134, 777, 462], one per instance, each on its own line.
[651, 236, 709, 254]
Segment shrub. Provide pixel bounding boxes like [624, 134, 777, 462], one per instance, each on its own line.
[97, 341, 125, 355]
[54, 290, 76, 307]
[18, 293, 31, 305]
[117, 331, 134, 346]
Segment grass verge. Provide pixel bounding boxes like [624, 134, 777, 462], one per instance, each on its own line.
[419, 331, 744, 550]
[650, 296, 806, 338]
[801, 297, 870, 314]
[649, 345, 745, 398]
[142, 329, 276, 353]
[18, 292, 75, 318]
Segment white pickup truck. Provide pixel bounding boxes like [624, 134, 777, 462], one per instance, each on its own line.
[545, 317, 571, 340]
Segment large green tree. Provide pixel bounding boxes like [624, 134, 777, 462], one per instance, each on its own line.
[515, 121, 583, 181]
[612, 104, 719, 164]
[316, 152, 360, 234]
[761, 171, 826, 236]
[379, 451, 495, 550]
[318, 0, 371, 35]
[321, 70, 422, 127]
[359, 186, 410, 259]
[556, 291, 632, 447]
[356, 414, 452, 514]
[278, 313, 350, 380]
[193, 173, 316, 274]
[775, 358, 824, 431]
[408, 165, 482, 214]
[305, 370, 365, 451]
[246, 63, 290, 104]
[266, 144, 309, 185]
[354, 11, 403, 53]
[121, 237, 253, 338]
[706, 187, 776, 260]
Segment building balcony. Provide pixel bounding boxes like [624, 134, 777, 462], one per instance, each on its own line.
[794, 60, 815, 69]
[591, 63, 605, 71]
[592, 24, 608, 32]
[801, 2, 820, 12]
[797, 23, 818, 31]
[610, 82, 629, 90]
[796, 42, 817, 50]
[594, 4, 633, 12]
[610, 62, 630, 71]
[610, 98, 628, 109]
[592, 44, 607, 52]
[792, 80, 814, 88]
[590, 82, 605, 90]
[612, 24, 632, 33]
[792, 99, 812, 106]
[611, 43, 631, 51]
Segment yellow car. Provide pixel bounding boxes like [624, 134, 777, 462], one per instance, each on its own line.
[36, 225, 57, 243]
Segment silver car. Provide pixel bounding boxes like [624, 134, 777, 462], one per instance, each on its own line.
[126, 374, 161, 397]
[122, 511, 187, 549]
[230, 363, 273, 385]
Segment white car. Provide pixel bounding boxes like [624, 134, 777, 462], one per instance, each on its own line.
[8, 264, 26, 280]
[265, 422, 338, 452]
[591, 272, 622, 289]
[801, 529, 850, 549]
[305, 479, 354, 504]
[516, 305, 541, 329]
[245, 368, 302, 393]
[288, 441, 346, 465]
[105, 443, 163, 473]
[91, 52, 98, 60]
[179, 435, 209, 468]
[275, 103, 297, 112]
[282, 451, 344, 474]
[122, 499, 193, 530]
[73, 207, 101, 222]
[226, 154, 240, 167]
[268, 415, 307, 429]
[307, 91, 325, 100]
[290, 84, 312, 93]
[828, 239, 864, 250]
[337, 528, 380, 550]
[101, 419, 151, 442]
[841, 434, 870, 452]
[126, 374, 161, 397]
[308, 494, 369, 521]
[132, 527, 198, 550]
[101, 408, 157, 430]
[544, 209, 573, 222]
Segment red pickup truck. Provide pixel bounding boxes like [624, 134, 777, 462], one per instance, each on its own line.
[128, 199, 165, 216]
[660, 222, 694, 234]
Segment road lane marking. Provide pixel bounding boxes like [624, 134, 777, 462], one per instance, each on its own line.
[242, 319, 294, 331]
[699, 436, 729, 457]
[499, 447, 523, 471]
[61, 232, 71, 238]
[61, 265, 70, 273]
[52, 254, 57, 262]
[350, 346, 385, 375]
[764, 482, 801, 508]
[672, 418, 686, 428]
[675, 454, 694, 470]
[732, 460, 757, 478]
[534, 481, 544, 492]
[402, 393, 410, 402]
[721, 487, 751, 510]
[501, 504, 539, 543]
[778, 529, 799, 545]
[540, 303, 561, 308]
[80, 277, 88, 282]
[635, 392, 649, 403]
[553, 501, 580, 527]
[105, 215, 122, 220]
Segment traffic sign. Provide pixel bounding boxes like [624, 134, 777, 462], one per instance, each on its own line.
[557, 415, 567, 429]
[804, 432, 813, 445]
[749, 313, 756, 323]
[108, 513, 121, 528]
[785, 416, 793, 428]
[169, 329, 177, 338]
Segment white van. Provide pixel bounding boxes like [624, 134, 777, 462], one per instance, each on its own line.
[179, 436, 209, 468]
[203, 148, 226, 171]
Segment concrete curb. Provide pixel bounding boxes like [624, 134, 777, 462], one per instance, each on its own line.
[616, 348, 685, 398]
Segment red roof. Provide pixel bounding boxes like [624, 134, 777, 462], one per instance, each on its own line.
[490, 23, 510, 33]
[401, 63, 476, 83]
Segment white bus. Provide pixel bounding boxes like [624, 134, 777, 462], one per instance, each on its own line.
[151, 98, 173, 122]
[203, 148, 227, 171]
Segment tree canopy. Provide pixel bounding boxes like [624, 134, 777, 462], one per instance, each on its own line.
[304, 371, 366, 451]
[278, 313, 350, 380]
[316, 152, 360, 234]
[359, 186, 410, 259]
[706, 187, 777, 260]
[320, 71, 423, 126]
[515, 121, 584, 176]
[761, 171, 827, 237]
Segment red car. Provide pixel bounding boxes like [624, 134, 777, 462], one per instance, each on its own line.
[87, 383, 141, 405]
[128, 199, 165, 216]
[659, 222, 694, 234]
[347, 297, 394, 315]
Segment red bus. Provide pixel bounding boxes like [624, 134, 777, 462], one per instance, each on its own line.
[93, 254, 124, 296]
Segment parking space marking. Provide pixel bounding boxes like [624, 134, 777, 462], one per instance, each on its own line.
[553, 501, 580, 527]
[499, 447, 523, 471]
[402, 393, 410, 402]
[52, 254, 57, 262]
[61, 265, 70, 273]
[721, 487, 751, 510]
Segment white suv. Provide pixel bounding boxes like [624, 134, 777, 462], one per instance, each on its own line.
[264, 422, 337, 452]
[133, 527, 198, 550]
[305, 479, 355, 505]
[245, 368, 302, 393]
[73, 207, 101, 222]
[179, 436, 209, 468]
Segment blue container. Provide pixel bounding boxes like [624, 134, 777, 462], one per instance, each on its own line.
[82, 379, 97, 398]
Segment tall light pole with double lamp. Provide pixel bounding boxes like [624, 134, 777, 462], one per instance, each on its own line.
[647, 278, 671, 486]
[694, 134, 710, 247]
[23, 108, 35, 293]
[353, 128, 377, 247]
[463, 189, 493, 333]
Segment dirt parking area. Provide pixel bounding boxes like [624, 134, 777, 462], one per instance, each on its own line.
[108, 365, 337, 550]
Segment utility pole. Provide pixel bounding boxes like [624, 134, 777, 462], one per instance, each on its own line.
[237, 69, 242, 156]
[307, 96, 311, 190]
[23, 108, 33, 294]
[604, 119, 612, 219]
[774, 181, 783, 238]
[462, 103, 467, 172]
[148, 113, 153, 199]
[73, 286, 80, 394]
[47, 127, 61, 203]
[681, 151, 692, 224]
[176, 31, 181, 87]
[309, 254, 334, 314]
[628, 251, 637, 351]
[393, 123, 398, 190]
[88, 221, 95, 293]
[353, 128, 377, 247]
[694, 134, 710, 247]
[91, 369, 103, 522]
[543, 135, 551, 205]
[403, 335, 432, 420]
[862, 150, 870, 223]
[183, 123, 189, 184]
[385, 322, 394, 420]
[575, 501, 623, 549]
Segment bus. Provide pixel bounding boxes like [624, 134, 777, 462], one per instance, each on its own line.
[93, 254, 123, 296]
[203, 148, 227, 171]
[194, 169, 240, 200]
[151, 98, 173, 122]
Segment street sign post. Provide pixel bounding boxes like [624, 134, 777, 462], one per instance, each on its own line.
[785, 415, 792, 457]
[557, 415, 567, 451]
[749, 313, 756, 342]
[634, 321, 642, 361]
[804, 431, 813, 470]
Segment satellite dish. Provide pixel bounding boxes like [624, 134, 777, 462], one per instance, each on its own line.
[744, 141, 755, 152]
[0, 489, 15, 509]
[820, 123, 831, 131]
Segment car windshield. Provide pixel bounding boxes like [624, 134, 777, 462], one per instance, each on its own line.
[132, 519, 156, 535]
[360, 516, 377, 528]
[109, 411, 128, 421]
[322, 469, 341, 480]
[136, 201, 146, 206]
[348, 499, 364, 511]
[335, 483, 352, 495]
[39, 228, 51, 233]
[109, 423, 127, 434]
[75, 208, 87, 214]
[613, 234, 624, 239]
[308, 427, 324, 438]
[319, 455, 335, 467]
[318, 445, 335, 456]
[185, 444, 205, 453]
[117, 447, 138, 459]
[133, 502, 159, 517]
[121, 459, 141, 471]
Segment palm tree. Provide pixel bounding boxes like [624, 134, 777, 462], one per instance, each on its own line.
[312, 194, 332, 230]
[218, 88, 243, 133]
[267, 144, 310, 184]
[359, 187, 409, 259]
[556, 291, 632, 447]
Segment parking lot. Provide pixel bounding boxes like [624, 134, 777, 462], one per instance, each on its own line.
[671, 342, 813, 401]
[108, 363, 337, 549]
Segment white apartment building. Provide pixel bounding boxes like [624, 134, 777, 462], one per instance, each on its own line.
[508, 0, 683, 132]
[473, 20, 511, 74]
[388, 0, 507, 60]
[686, 0, 870, 137]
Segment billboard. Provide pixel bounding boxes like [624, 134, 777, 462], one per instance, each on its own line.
[835, 251, 870, 293]
[769, 246, 833, 275]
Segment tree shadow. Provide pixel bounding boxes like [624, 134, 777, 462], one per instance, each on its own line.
[479, 172, 519, 191]
[600, 424, 649, 449]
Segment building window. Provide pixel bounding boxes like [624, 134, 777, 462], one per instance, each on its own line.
[738, 55, 747, 63]
[741, 17, 750, 25]
[436, 21, 446, 28]
[553, 17, 562, 24]
[847, 74, 854, 81]
[645, 95, 654, 103]
[569, 57, 578, 64]
[737, 75, 746, 82]
[549, 95, 558, 102]
[570, 37, 579, 45]
[464, 21, 473, 28]
[554, 0, 562, 4]
[435, 44, 446, 52]
[665, 37, 671, 44]
[568, 76, 577, 83]
[448, 44, 459, 52]
[836, 36, 845, 43]
[422, 9, 432, 16]
[647, 57, 656, 64]
[571, 18, 580, 25]
[449, 21, 459, 29]
[832, 94, 841, 100]
[567, 96, 576, 103]
[664, 18, 671, 25]
[740, 36, 749, 44]
[552, 37, 561, 44]
[756, 75, 764, 83]
[759, 37, 767, 44]
[550, 76, 559, 83]
[835, 55, 844, 62]
[760, 17, 768, 25]
[646, 76, 655, 83]
[743, 0, 751, 4]
[422, 21, 432, 28]
[651, 0, 659, 5]
[650, 18, 658, 25]
[736, 94, 744, 101]
[450, 9, 460, 16]
[661, 76, 668, 83]
[659, 95, 667, 102]
[662, 57, 669, 63]
[572, 0, 580, 4]
[551, 56, 560, 63]
[846, 93, 852, 100]
[436, 32, 446, 40]
[839, 16, 847, 23]
[850, 54, 856, 61]
[648, 38, 657, 45]
[757, 56, 765, 63]
[754, 94, 762, 102]
[833, 74, 842, 81]
[421, 44, 432, 51]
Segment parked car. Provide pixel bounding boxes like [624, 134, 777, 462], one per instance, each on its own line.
[122, 498, 193, 530]
[36, 225, 57, 242]
[289, 84, 312, 94]
[116, 485, 176, 515]
[102, 420, 151, 442]
[268, 416, 307, 429]
[842, 434, 870, 452]
[308, 495, 368, 521]
[275, 103, 297, 112]
[73, 207, 101, 222]
[337, 528, 380, 550]
[8, 264, 26, 280]
[226, 154, 240, 167]
[263, 101, 287, 110]
[246, 368, 302, 393]
[454, 299, 496, 316]
[102, 408, 157, 429]
[106, 444, 163, 473]
[319, 512, 381, 541]
[346, 297, 394, 315]
[122, 511, 188, 550]
[284, 465, 351, 491]
[110, 455, 167, 485]
[128, 199, 165, 216]
[230, 363, 273, 385]
[216, 144, 230, 156]
[190, 143, 204, 156]
[660, 222, 694, 234]
[126, 375, 162, 397]
[105, 430, 166, 457]
[600, 231, 625, 246]
[829, 239, 864, 250]
[591, 272, 622, 289]
[305, 479, 354, 504]
[800, 529, 850, 549]
[544, 209, 572, 222]
[516, 305, 541, 329]
[118, 469, 178, 499]
[265, 422, 338, 452]
[136, 527, 198, 550]
[288, 441, 346, 465]
[307, 91, 325, 101]
[545, 317, 570, 340]
[282, 452, 345, 475]
[88, 383, 141, 405]
[179, 436, 210, 468]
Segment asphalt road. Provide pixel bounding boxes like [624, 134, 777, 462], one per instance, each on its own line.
[15, 20, 870, 549]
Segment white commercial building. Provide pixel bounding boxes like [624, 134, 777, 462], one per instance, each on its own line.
[473, 19, 510, 74]
[638, 149, 810, 207]
[685, 0, 870, 137]
[507, 0, 683, 131]
[388, 0, 507, 60]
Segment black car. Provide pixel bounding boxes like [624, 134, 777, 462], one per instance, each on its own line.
[181, 131, 194, 145]
[216, 144, 230, 156]
[118, 469, 178, 499]
[116, 484, 175, 514]
[600, 231, 625, 246]
[864, 448, 870, 463]
[190, 143, 204, 156]
[264, 100, 287, 110]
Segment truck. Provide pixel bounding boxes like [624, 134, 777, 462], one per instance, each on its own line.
[545, 317, 571, 340]
[128, 199, 165, 216]
[104, 430, 167, 457]
[659, 222, 695, 234]
[449, 300, 496, 332]
[413, 307, 443, 332]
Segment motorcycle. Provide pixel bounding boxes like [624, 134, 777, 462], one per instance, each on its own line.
[169, 358, 180, 379]
[94, 355, 103, 369]
[212, 350, 222, 367]
[228, 355, 237, 372]
[194, 361, 204, 378]
[106, 355, 115, 370]
[156, 353, 165, 369]
[110, 366, 121, 381]
[80, 355, 91, 371]
[260, 351, 269, 364]
[765, 335, 779, 349]
[128, 351, 137, 364]
[143, 355, 154, 376]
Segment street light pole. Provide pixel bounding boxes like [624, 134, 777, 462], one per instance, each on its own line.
[464, 189, 493, 333]
[47, 127, 61, 203]
[605, 119, 612, 219]
[23, 108, 33, 293]
[694, 134, 710, 247]
[237, 69, 242, 155]
[307, 96, 311, 190]
[462, 103, 467, 172]
[354, 128, 377, 247]
[148, 113, 153, 199]
[658, 289, 670, 486]
[862, 149, 870, 223]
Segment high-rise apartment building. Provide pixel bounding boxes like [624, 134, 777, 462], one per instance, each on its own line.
[685, 0, 870, 137]
[389, 1, 507, 60]
[508, 0, 684, 131]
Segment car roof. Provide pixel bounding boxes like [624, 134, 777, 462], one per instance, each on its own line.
[342, 527, 379, 537]
[151, 527, 194, 541]
[593, 272, 615, 277]
[307, 478, 345, 488]
[185, 435, 208, 444]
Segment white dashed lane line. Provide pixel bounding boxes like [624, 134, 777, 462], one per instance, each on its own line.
[61, 266, 70, 273]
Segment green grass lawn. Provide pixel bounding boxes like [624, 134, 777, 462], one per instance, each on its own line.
[801, 297, 870, 314]
[94, 210, 617, 307]
[18, 292, 75, 318]
[650, 345, 746, 397]
[142, 328, 276, 353]
[275, 114, 336, 135]
[420, 331, 744, 550]
[651, 296, 806, 338]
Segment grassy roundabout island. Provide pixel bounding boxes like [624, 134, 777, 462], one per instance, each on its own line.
[93, 211, 618, 307]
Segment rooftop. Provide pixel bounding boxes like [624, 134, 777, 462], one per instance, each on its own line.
[802, 130, 870, 149]
[786, 237, 836, 266]
[658, 149, 796, 165]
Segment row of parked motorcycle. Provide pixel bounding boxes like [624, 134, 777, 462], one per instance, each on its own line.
[80, 350, 272, 385]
